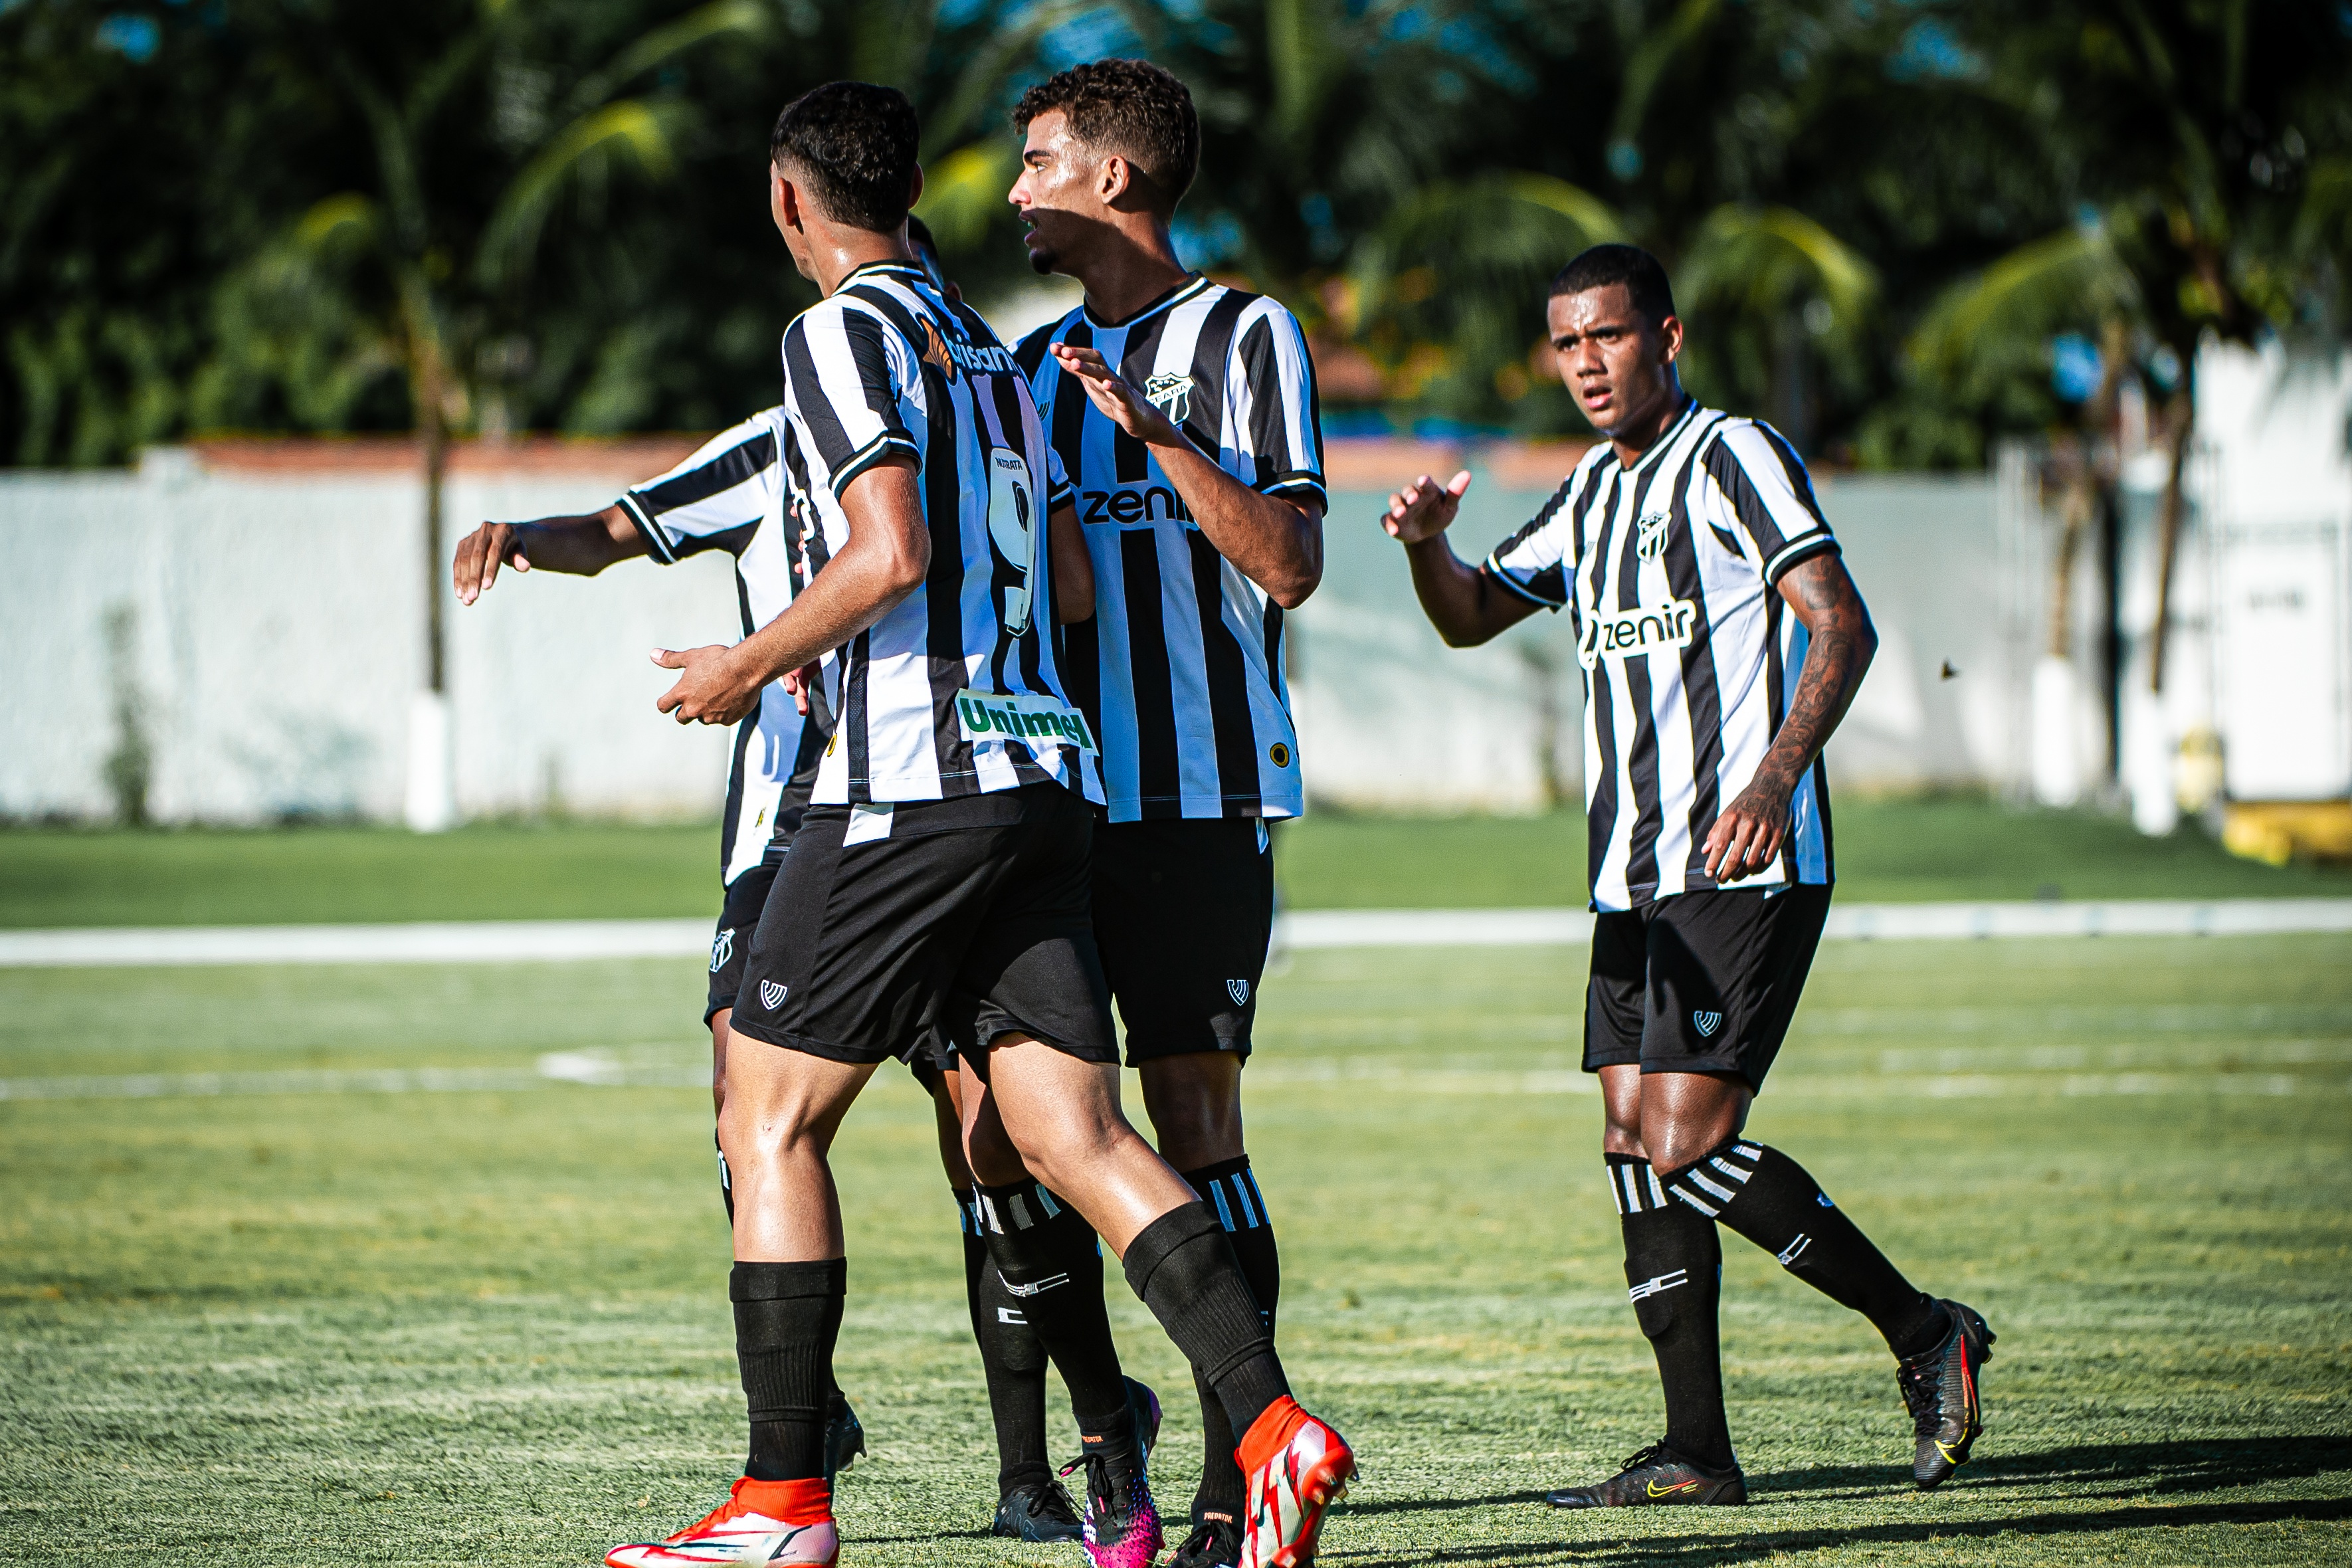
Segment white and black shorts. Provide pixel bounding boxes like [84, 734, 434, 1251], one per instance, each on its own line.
[1091, 817, 1275, 1066]
[727, 781, 1118, 1070]
[1583, 886, 1832, 1091]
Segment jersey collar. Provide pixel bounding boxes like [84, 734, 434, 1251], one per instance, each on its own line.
[1615, 395, 1702, 474]
[838, 259, 930, 288]
[1081, 272, 1213, 330]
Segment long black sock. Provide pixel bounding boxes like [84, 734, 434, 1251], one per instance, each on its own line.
[962, 1193, 1052, 1493]
[1183, 1157, 1279, 1519]
[1609, 1153, 1731, 1470]
[975, 1179, 1129, 1426]
[733, 1258, 846, 1482]
[1663, 1138, 1947, 1358]
[1124, 1201, 1286, 1438]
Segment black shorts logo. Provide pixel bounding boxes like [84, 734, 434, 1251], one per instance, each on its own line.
[1227, 978, 1251, 1007]
[759, 979, 788, 1011]
[710, 928, 734, 973]
[1694, 1009, 1724, 1038]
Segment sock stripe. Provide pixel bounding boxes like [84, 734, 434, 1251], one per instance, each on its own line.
[1208, 1179, 1237, 1232]
[1646, 1167, 1669, 1207]
[1686, 1169, 1738, 1203]
[1232, 1173, 1262, 1228]
[1672, 1185, 1721, 1217]
[1033, 1184, 1061, 1219]
[1708, 1156, 1753, 1183]
[1242, 1169, 1270, 1222]
[1607, 1170, 1628, 1215]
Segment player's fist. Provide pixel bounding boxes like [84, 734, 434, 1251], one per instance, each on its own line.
[1383, 470, 1472, 545]
[452, 520, 531, 604]
[653, 644, 761, 728]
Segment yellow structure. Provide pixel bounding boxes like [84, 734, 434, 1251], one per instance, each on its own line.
[2222, 801, 2352, 866]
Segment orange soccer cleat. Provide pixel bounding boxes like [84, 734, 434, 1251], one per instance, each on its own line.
[1235, 1397, 1354, 1568]
[605, 1476, 838, 1567]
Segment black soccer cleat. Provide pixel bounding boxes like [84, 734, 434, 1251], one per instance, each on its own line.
[1545, 1442, 1747, 1508]
[1170, 1513, 1242, 1568]
[991, 1474, 1086, 1542]
[1898, 1298, 1994, 1489]
[1126, 1375, 1163, 1462]
[824, 1389, 866, 1483]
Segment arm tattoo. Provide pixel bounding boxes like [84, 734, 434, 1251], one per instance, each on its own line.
[1755, 558, 1873, 792]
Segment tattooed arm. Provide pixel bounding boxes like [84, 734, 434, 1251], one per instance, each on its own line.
[1700, 552, 1877, 881]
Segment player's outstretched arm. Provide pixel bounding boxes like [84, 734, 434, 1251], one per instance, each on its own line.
[452, 505, 644, 604]
[653, 456, 929, 727]
[1384, 470, 1537, 648]
[1048, 498, 1093, 623]
[1049, 342, 1323, 607]
[1701, 552, 1877, 880]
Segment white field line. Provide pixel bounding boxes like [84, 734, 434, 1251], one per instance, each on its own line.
[4, 1051, 2345, 1104]
[4, 898, 2349, 969]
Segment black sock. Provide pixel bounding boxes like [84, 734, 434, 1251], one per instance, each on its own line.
[733, 1258, 846, 1482]
[1183, 1157, 1278, 1519]
[716, 1131, 735, 1225]
[963, 1193, 1052, 1493]
[975, 1179, 1129, 1424]
[1610, 1153, 1732, 1470]
[1663, 1139, 1948, 1359]
[1124, 1201, 1286, 1439]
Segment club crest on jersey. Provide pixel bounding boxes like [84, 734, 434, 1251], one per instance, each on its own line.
[758, 979, 788, 1011]
[1227, 978, 1251, 1007]
[1143, 371, 1195, 425]
[1579, 597, 1700, 667]
[1636, 510, 1673, 559]
[710, 927, 735, 973]
[1694, 1010, 1724, 1038]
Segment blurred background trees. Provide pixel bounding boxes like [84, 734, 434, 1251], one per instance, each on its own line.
[4, 0, 2347, 470]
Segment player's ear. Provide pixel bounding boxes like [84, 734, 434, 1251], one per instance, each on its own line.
[1097, 153, 1129, 206]
[1658, 314, 1684, 366]
[907, 164, 924, 212]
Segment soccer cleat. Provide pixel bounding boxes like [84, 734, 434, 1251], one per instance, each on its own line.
[1544, 1443, 1747, 1508]
[1058, 1438, 1164, 1568]
[1126, 1375, 1164, 1463]
[991, 1475, 1085, 1542]
[825, 1389, 865, 1483]
[1898, 1298, 1995, 1489]
[1237, 1396, 1354, 1568]
[605, 1477, 838, 1567]
[1171, 1514, 1243, 1568]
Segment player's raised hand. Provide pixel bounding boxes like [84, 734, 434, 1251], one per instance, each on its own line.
[652, 644, 761, 728]
[1051, 342, 1183, 446]
[1702, 775, 1791, 883]
[452, 520, 531, 604]
[1383, 470, 1473, 544]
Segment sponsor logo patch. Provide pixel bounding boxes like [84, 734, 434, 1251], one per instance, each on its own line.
[955, 688, 1099, 753]
[1694, 1010, 1724, 1038]
[1268, 741, 1292, 767]
[1078, 485, 1193, 526]
[710, 927, 735, 974]
[1228, 978, 1252, 1007]
[757, 978, 787, 1011]
[1579, 597, 1699, 667]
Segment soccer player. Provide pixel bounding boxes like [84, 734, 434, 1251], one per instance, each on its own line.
[446, 220, 1109, 1534]
[604, 82, 1352, 1568]
[998, 58, 1325, 1568]
[1380, 243, 1993, 1506]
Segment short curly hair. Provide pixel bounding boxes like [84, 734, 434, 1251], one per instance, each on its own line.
[770, 81, 920, 233]
[1013, 58, 1199, 212]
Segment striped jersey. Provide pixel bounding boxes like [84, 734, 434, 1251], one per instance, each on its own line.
[1015, 274, 1324, 822]
[776, 260, 1098, 807]
[618, 410, 827, 886]
[1482, 399, 1842, 912]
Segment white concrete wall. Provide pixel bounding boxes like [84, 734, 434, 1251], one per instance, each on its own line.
[2, 449, 2012, 824]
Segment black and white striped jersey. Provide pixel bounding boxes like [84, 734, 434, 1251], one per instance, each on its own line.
[618, 409, 829, 886]
[1482, 399, 1842, 912]
[776, 260, 1098, 807]
[1015, 274, 1323, 822]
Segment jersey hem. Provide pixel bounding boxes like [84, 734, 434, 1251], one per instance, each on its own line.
[1763, 533, 1840, 585]
[1481, 558, 1565, 610]
[830, 432, 921, 495]
[617, 492, 677, 564]
[1259, 473, 1329, 509]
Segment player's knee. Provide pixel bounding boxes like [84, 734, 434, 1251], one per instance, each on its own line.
[961, 1116, 1027, 1187]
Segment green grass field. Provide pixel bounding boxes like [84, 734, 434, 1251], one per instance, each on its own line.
[5, 933, 2349, 1565]
[3, 799, 2346, 927]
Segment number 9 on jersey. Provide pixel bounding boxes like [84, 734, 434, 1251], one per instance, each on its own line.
[987, 448, 1038, 635]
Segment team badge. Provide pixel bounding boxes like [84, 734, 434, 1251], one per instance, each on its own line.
[710, 927, 735, 973]
[1693, 1009, 1723, 1038]
[1144, 371, 1195, 425]
[759, 979, 788, 1011]
[1636, 510, 1672, 559]
[1228, 978, 1251, 1007]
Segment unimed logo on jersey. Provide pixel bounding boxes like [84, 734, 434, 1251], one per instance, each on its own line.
[955, 689, 1100, 753]
[1579, 598, 1700, 668]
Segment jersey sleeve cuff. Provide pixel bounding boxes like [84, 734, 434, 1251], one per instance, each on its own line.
[618, 492, 678, 565]
[1480, 557, 1565, 610]
[1256, 472, 1329, 512]
[1048, 477, 1076, 510]
[1763, 533, 1839, 585]
[829, 432, 921, 495]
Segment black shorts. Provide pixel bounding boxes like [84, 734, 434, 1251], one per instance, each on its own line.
[1092, 817, 1275, 1066]
[1583, 886, 1832, 1091]
[705, 853, 783, 1025]
[728, 781, 1118, 1070]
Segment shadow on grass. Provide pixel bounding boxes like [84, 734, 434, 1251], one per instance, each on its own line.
[1325, 1438, 2352, 1565]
